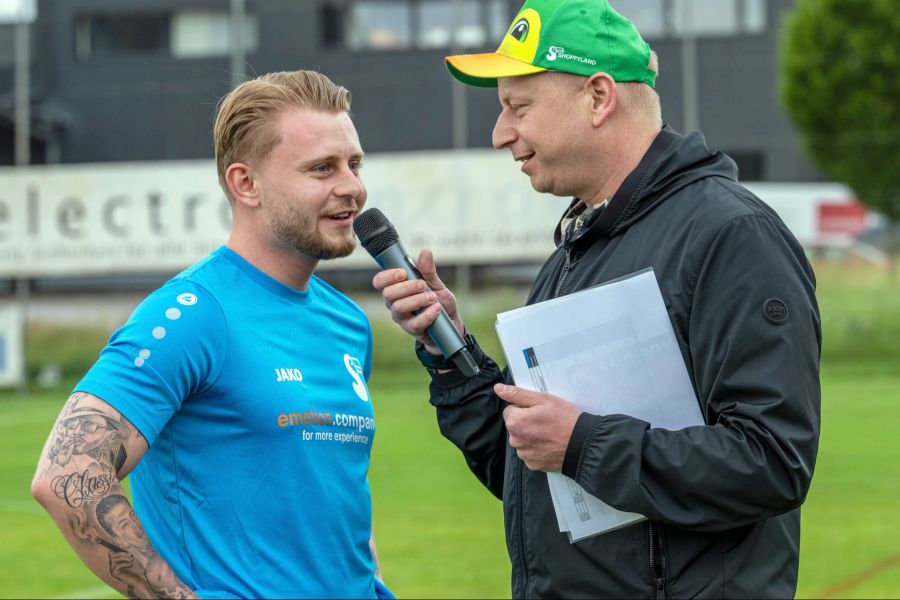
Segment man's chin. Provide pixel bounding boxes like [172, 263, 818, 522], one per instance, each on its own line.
[304, 238, 356, 261]
[529, 176, 571, 198]
[529, 176, 553, 195]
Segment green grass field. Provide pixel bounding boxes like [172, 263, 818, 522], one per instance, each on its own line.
[1, 265, 898, 598]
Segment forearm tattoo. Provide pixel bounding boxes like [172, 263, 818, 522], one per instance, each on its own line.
[41, 393, 193, 598]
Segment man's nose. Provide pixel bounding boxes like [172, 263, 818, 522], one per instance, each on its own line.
[492, 110, 515, 149]
[334, 168, 365, 201]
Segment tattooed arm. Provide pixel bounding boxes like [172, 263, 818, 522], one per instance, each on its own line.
[31, 392, 197, 599]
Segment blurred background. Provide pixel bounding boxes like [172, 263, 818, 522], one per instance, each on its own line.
[0, 0, 897, 598]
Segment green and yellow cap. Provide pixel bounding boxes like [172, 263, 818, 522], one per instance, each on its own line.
[446, 0, 655, 88]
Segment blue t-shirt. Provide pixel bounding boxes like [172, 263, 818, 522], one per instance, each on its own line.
[77, 246, 391, 599]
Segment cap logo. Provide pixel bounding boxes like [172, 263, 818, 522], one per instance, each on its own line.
[498, 8, 542, 64]
[510, 18, 529, 41]
[546, 45, 597, 66]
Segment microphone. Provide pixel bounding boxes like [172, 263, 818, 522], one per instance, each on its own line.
[354, 208, 480, 377]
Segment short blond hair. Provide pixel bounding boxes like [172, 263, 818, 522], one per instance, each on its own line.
[214, 70, 352, 200]
[616, 51, 661, 128]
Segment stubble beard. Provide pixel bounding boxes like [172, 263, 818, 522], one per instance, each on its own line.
[270, 208, 357, 261]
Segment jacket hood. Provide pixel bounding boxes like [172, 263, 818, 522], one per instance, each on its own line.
[555, 126, 739, 249]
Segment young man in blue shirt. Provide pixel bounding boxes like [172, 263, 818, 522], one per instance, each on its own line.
[32, 69, 393, 599]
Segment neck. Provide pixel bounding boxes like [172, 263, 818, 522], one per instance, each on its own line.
[584, 124, 660, 206]
[226, 230, 317, 291]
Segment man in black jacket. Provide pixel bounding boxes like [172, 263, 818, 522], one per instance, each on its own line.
[373, 0, 821, 597]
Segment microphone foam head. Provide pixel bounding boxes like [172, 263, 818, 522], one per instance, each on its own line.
[353, 208, 399, 257]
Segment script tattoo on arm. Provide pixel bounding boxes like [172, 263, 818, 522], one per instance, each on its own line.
[33, 392, 197, 599]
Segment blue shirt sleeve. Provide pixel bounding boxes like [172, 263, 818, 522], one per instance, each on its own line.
[75, 279, 227, 444]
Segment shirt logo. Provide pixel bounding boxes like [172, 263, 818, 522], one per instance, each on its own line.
[177, 293, 198, 306]
[344, 354, 369, 402]
[275, 368, 303, 382]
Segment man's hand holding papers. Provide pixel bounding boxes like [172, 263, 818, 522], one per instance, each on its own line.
[496, 383, 583, 472]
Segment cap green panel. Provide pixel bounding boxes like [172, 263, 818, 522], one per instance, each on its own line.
[530, 0, 656, 86]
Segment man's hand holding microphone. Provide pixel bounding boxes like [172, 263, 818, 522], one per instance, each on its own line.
[356, 208, 582, 472]
[372, 247, 462, 360]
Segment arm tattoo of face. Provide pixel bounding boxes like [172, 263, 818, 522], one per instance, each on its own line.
[95, 495, 194, 598]
[45, 393, 130, 475]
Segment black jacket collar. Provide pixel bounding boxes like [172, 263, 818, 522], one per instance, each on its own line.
[554, 125, 736, 249]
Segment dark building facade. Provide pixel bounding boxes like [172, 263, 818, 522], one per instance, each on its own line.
[1, 0, 821, 182]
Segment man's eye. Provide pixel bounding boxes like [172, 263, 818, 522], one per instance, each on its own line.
[350, 161, 363, 173]
[315, 164, 332, 174]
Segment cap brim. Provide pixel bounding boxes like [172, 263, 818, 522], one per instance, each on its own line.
[445, 52, 547, 88]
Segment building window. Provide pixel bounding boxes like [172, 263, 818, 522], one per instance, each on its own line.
[741, 0, 767, 34]
[74, 10, 259, 61]
[609, 0, 767, 39]
[337, 0, 509, 51]
[418, 0, 485, 49]
[609, 0, 666, 38]
[347, 1, 412, 50]
[670, 0, 738, 36]
[487, 0, 509, 40]
[75, 13, 170, 60]
[170, 10, 259, 59]
[320, 4, 343, 48]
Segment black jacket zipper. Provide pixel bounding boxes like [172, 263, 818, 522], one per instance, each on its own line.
[515, 460, 527, 597]
[554, 253, 574, 298]
[554, 220, 580, 298]
[515, 243, 577, 597]
[648, 522, 668, 599]
[515, 229, 578, 596]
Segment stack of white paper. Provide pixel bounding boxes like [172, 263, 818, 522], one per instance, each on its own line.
[495, 269, 704, 542]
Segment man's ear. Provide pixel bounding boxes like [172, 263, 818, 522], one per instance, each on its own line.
[225, 163, 260, 208]
[584, 73, 617, 128]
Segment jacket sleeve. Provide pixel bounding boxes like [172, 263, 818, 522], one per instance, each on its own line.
[428, 340, 509, 500]
[565, 213, 821, 531]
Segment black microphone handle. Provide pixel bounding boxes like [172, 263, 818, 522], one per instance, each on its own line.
[372, 242, 479, 376]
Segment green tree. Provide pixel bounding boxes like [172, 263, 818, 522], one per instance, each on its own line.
[780, 0, 900, 272]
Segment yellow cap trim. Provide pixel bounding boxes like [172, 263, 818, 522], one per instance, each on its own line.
[446, 52, 547, 82]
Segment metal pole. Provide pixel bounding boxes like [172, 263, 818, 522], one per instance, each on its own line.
[14, 18, 31, 166]
[449, 0, 472, 299]
[230, 0, 247, 87]
[680, 0, 699, 133]
[450, 0, 468, 150]
[14, 4, 33, 393]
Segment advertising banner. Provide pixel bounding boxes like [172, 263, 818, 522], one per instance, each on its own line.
[0, 156, 861, 278]
[0, 153, 561, 277]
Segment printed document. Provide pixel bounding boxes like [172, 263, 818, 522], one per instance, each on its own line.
[495, 269, 704, 542]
